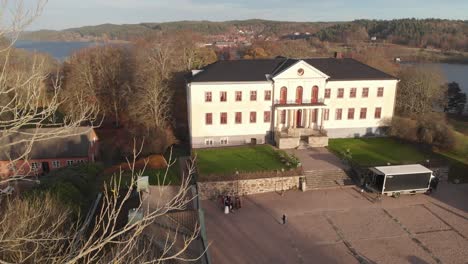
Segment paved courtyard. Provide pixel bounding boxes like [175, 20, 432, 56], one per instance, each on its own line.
[285, 148, 347, 171]
[202, 182, 468, 264]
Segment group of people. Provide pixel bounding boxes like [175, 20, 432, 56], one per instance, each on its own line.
[220, 195, 242, 214]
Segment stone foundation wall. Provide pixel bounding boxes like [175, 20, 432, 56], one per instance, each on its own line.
[197, 176, 302, 200]
[308, 136, 329, 147]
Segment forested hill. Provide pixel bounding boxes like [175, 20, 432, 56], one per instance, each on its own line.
[20, 19, 468, 51]
[19, 20, 338, 41]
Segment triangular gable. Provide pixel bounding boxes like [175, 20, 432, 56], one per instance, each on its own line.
[272, 60, 330, 80]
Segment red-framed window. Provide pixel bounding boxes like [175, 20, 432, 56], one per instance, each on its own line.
[205, 113, 212, 125]
[377, 87, 384, 97]
[324, 109, 330, 121]
[325, 89, 331, 99]
[360, 108, 367, 119]
[264, 90, 271, 101]
[220, 112, 227, 124]
[336, 109, 342, 120]
[205, 92, 212, 102]
[280, 110, 286, 124]
[280, 87, 287, 104]
[220, 91, 227, 102]
[375, 107, 382, 119]
[362, 87, 369, 98]
[235, 91, 242, 101]
[348, 108, 355, 120]
[250, 112, 256, 123]
[296, 86, 303, 104]
[350, 88, 357, 98]
[250, 91, 257, 101]
[338, 88, 344, 98]
[264, 111, 271, 123]
[235, 112, 242, 124]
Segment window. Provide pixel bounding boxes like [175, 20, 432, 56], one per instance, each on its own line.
[336, 109, 342, 120]
[280, 110, 286, 124]
[52, 160, 60, 168]
[220, 91, 227, 102]
[375, 107, 382, 119]
[280, 87, 287, 104]
[324, 109, 330, 121]
[220, 112, 227, 124]
[220, 137, 228, 145]
[205, 92, 212, 102]
[377, 87, 384, 97]
[360, 108, 367, 119]
[67, 160, 74, 166]
[337, 88, 344, 98]
[205, 113, 213, 125]
[205, 139, 213, 146]
[264, 90, 271, 101]
[296, 86, 303, 104]
[250, 112, 256, 123]
[325, 89, 331, 99]
[235, 112, 242, 124]
[264, 111, 271, 123]
[250, 91, 257, 101]
[350, 88, 357, 98]
[362, 87, 369, 98]
[30, 162, 39, 170]
[235, 91, 242, 101]
[348, 108, 355, 120]
[311, 86, 319, 103]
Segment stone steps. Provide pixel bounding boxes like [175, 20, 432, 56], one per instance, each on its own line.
[304, 169, 353, 189]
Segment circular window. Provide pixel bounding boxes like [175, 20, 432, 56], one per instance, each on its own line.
[297, 68, 304, 76]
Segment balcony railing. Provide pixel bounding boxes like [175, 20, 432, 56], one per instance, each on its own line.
[274, 98, 325, 106]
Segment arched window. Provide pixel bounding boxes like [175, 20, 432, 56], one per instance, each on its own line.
[311, 86, 319, 103]
[280, 87, 287, 104]
[296, 86, 303, 104]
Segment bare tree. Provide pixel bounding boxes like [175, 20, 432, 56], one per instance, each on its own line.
[61, 45, 130, 128]
[0, 145, 206, 263]
[0, 0, 99, 184]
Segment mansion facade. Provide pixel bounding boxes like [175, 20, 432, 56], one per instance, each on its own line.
[186, 56, 398, 149]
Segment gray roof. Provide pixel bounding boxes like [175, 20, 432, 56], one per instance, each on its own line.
[0, 127, 95, 160]
[189, 57, 397, 83]
[374, 164, 433, 175]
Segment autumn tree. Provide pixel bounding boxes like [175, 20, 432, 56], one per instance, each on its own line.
[61, 45, 132, 128]
[395, 66, 447, 116]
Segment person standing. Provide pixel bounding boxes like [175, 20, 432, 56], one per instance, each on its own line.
[282, 214, 287, 225]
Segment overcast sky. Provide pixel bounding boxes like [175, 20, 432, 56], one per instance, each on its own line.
[19, 0, 468, 30]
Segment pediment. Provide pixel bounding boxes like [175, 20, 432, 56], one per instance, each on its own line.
[272, 60, 329, 80]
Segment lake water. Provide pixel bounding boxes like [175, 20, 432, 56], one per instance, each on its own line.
[14, 40, 100, 61]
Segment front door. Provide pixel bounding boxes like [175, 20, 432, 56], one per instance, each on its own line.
[42, 162, 50, 173]
[296, 110, 302, 128]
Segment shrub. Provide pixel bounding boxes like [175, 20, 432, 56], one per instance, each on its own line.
[389, 113, 456, 150]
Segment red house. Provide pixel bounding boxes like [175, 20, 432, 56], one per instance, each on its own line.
[0, 127, 99, 178]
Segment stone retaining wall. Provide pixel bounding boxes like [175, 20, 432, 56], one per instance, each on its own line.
[197, 176, 302, 200]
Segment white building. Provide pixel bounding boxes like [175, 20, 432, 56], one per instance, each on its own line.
[186, 56, 398, 149]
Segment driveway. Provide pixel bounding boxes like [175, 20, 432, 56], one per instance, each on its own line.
[202, 182, 468, 264]
[285, 148, 347, 171]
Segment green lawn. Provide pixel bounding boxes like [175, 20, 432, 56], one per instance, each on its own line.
[328, 137, 468, 183]
[195, 145, 294, 176]
[328, 138, 436, 167]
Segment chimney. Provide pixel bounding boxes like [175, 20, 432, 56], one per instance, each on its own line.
[334, 52, 343, 59]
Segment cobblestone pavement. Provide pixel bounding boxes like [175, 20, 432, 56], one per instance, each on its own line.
[202, 182, 468, 264]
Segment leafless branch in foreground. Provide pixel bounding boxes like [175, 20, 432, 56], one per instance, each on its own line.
[0, 144, 205, 263]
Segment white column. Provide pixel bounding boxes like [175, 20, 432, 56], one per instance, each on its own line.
[276, 109, 280, 130]
[293, 110, 297, 128]
[286, 110, 290, 128]
[304, 109, 309, 128]
[309, 109, 314, 129]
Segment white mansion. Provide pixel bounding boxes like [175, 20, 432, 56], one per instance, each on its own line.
[186, 56, 398, 149]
